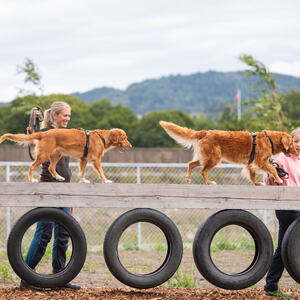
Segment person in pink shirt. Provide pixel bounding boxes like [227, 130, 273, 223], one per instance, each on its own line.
[264, 127, 300, 298]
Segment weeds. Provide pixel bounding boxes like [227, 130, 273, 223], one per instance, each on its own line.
[154, 243, 167, 252]
[0, 261, 18, 283]
[164, 267, 196, 288]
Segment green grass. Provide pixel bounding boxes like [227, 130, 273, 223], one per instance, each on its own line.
[0, 261, 18, 283]
[0, 251, 18, 283]
[154, 243, 167, 252]
[210, 226, 256, 253]
[164, 267, 196, 288]
[122, 235, 139, 251]
[211, 237, 256, 253]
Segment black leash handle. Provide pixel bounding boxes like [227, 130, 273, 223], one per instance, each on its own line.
[269, 159, 289, 179]
[27, 106, 44, 160]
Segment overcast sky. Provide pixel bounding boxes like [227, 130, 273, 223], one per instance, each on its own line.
[1, 0, 300, 102]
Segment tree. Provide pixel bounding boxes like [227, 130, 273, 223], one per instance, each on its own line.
[238, 54, 290, 131]
[16, 57, 44, 96]
[0, 95, 41, 135]
[0, 94, 91, 137]
[217, 104, 264, 131]
[89, 100, 139, 139]
[194, 115, 217, 130]
[39, 94, 91, 129]
[133, 110, 194, 147]
[281, 89, 300, 127]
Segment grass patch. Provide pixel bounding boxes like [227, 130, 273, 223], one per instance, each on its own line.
[164, 267, 196, 288]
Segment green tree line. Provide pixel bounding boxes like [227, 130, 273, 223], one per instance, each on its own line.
[0, 89, 298, 148]
[0, 55, 299, 148]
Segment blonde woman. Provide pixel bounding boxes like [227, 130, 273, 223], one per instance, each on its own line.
[21, 102, 80, 290]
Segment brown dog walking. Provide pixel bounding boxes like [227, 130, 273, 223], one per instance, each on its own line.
[160, 121, 296, 185]
[0, 128, 132, 183]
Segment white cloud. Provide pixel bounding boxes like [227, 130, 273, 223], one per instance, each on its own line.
[270, 61, 300, 77]
[1, 0, 300, 102]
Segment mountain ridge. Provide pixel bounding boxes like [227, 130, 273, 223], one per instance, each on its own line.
[65, 70, 300, 115]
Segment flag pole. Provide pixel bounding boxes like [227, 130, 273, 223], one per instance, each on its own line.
[237, 89, 241, 121]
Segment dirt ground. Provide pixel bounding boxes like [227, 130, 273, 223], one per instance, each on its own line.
[1, 287, 300, 300]
[72, 251, 299, 290]
[1, 251, 299, 299]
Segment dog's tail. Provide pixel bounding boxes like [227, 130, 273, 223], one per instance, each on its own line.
[0, 132, 42, 145]
[159, 120, 206, 149]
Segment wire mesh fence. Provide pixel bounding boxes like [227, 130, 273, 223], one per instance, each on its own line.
[0, 162, 279, 286]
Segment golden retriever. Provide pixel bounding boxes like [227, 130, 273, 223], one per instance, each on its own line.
[159, 121, 297, 185]
[0, 128, 132, 183]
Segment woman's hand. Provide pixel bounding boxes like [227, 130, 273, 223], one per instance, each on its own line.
[27, 107, 41, 134]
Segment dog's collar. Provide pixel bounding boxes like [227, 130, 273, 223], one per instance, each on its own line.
[96, 132, 106, 147]
[264, 131, 274, 154]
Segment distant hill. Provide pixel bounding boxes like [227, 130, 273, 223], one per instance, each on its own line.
[72, 71, 300, 116]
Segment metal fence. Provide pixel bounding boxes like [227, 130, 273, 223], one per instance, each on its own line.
[0, 161, 254, 185]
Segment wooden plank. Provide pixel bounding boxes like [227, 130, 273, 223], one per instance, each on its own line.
[0, 182, 299, 210]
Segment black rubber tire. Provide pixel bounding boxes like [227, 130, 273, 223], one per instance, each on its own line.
[103, 208, 183, 289]
[7, 207, 87, 288]
[193, 209, 273, 290]
[281, 216, 300, 283]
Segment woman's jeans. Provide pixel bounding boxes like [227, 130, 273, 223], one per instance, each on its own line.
[25, 207, 71, 273]
[264, 210, 300, 292]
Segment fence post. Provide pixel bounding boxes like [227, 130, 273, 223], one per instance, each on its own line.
[137, 166, 142, 250]
[6, 165, 11, 240]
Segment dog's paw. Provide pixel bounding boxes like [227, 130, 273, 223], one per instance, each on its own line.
[31, 178, 39, 183]
[105, 179, 112, 184]
[255, 182, 264, 186]
[55, 175, 65, 181]
[185, 177, 191, 184]
[207, 181, 217, 185]
[80, 178, 90, 184]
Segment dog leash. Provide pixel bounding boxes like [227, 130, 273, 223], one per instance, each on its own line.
[27, 106, 44, 160]
[269, 159, 289, 179]
[267, 159, 289, 186]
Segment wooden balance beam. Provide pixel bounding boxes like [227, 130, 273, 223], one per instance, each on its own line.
[0, 182, 299, 210]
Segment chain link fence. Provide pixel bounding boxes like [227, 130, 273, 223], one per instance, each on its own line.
[0, 162, 280, 285]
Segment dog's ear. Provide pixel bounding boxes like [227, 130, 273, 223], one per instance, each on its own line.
[109, 131, 119, 143]
[281, 135, 291, 151]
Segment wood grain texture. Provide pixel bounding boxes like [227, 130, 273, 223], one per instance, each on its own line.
[0, 183, 299, 210]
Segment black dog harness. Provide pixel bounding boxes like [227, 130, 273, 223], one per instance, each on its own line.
[83, 129, 90, 158]
[263, 131, 274, 155]
[249, 131, 275, 164]
[80, 129, 106, 158]
[248, 132, 257, 163]
[96, 131, 106, 147]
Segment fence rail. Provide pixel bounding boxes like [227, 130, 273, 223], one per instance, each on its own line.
[1, 182, 300, 210]
[0, 162, 289, 253]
